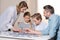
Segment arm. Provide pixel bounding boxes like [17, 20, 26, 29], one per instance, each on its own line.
[0, 7, 14, 31]
[5, 8, 15, 29]
[24, 28, 41, 35]
[3, 7, 15, 30]
[41, 16, 59, 38]
[48, 17, 59, 38]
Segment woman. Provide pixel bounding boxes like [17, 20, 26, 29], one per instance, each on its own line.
[0, 1, 28, 31]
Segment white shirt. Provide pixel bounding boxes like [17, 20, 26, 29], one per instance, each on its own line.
[35, 21, 48, 31]
[0, 6, 17, 31]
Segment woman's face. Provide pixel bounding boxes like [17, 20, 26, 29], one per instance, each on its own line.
[20, 7, 27, 13]
[24, 16, 30, 23]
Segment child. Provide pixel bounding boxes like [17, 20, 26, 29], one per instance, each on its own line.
[24, 13, 48, 35]
[18, 12, 34, 31]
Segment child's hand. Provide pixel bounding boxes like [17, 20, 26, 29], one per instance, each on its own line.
[23, 28, 34, 34]
[24, 28, 32, 32]
[23, 28, 42, 35]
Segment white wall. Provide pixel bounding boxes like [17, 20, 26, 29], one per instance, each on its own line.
[0, 0, 25, 14]
[27, 0, 37, 15]
[37, 0, 60, 16]
[37, 0, 60, 23]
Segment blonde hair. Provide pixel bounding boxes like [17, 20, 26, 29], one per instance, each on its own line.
[18, 1, 28, 9]
[32, 13, 42, 21]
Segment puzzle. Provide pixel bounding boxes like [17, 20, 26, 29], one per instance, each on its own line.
[0, 31, 39, 38]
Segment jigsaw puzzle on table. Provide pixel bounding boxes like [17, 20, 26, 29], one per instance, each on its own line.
[0, 31, 39, 38]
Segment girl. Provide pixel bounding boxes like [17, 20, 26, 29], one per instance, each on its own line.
[18, 12, 34, 32]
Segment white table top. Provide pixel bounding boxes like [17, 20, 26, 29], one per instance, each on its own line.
[0, 31, 50, 40]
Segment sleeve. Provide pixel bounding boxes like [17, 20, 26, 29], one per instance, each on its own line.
[31, 23, 35, 30]
[41, 25, 50, 35]
[41, 16, 59, 38]
[6, 7, 15, 29]
[0, 7, 15, 30]
[48, 17, 59, 38]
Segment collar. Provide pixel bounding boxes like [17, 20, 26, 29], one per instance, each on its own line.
[49, 14, 55, 20]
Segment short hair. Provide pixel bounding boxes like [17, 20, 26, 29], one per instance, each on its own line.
[19, 1, 28, 9]
[43, 5, 54, 14]
[31, 13, 42, 20]
[23, 12, 30, 17]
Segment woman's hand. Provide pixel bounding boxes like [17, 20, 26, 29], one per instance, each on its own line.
[12, 27, 22, 32]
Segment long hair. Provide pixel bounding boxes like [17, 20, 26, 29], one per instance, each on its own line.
[18, 1, 28, 9]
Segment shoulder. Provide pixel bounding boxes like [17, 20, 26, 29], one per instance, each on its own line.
[40, 21, 48, 25]
[39, 21, 48, 27]
[54, 14, 59, 18]
[50, 14, 59, 20]
[40, 21, 48, 28]
[7, 6, 16, 11]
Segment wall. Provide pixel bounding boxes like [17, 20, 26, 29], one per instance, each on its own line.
[0, 0, 37, 15]
[37, 0, 60, 23]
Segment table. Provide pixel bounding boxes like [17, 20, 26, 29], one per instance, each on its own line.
[0, 31, 50, 40]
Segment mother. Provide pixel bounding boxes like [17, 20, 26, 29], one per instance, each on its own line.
[0, 1, 28, 31]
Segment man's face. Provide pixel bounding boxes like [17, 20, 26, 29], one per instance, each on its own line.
[24, 16, 30, 23]
[43, 9, 51, 19]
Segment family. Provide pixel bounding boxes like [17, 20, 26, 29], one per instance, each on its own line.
[0, 1, 60, 40]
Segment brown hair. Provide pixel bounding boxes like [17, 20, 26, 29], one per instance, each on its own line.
[18, 1, 28, 9]
[23, 12, 30, 17]
[32, 13, 42, 21]
[43, 5, 54, 14]
[24, 12, 33, 29]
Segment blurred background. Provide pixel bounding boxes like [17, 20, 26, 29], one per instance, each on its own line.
[0, 0, 60, 22]
[0, 0, 37, 15]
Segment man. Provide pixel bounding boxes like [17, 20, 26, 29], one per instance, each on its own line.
[41, 5, 60, 40]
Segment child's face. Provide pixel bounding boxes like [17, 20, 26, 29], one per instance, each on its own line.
[24, 16, 30, 23]
[32, 18, 41, 25]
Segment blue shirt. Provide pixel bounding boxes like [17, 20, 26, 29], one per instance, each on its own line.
[41, 14, 60, 40]
[18, 22, 35, 30]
